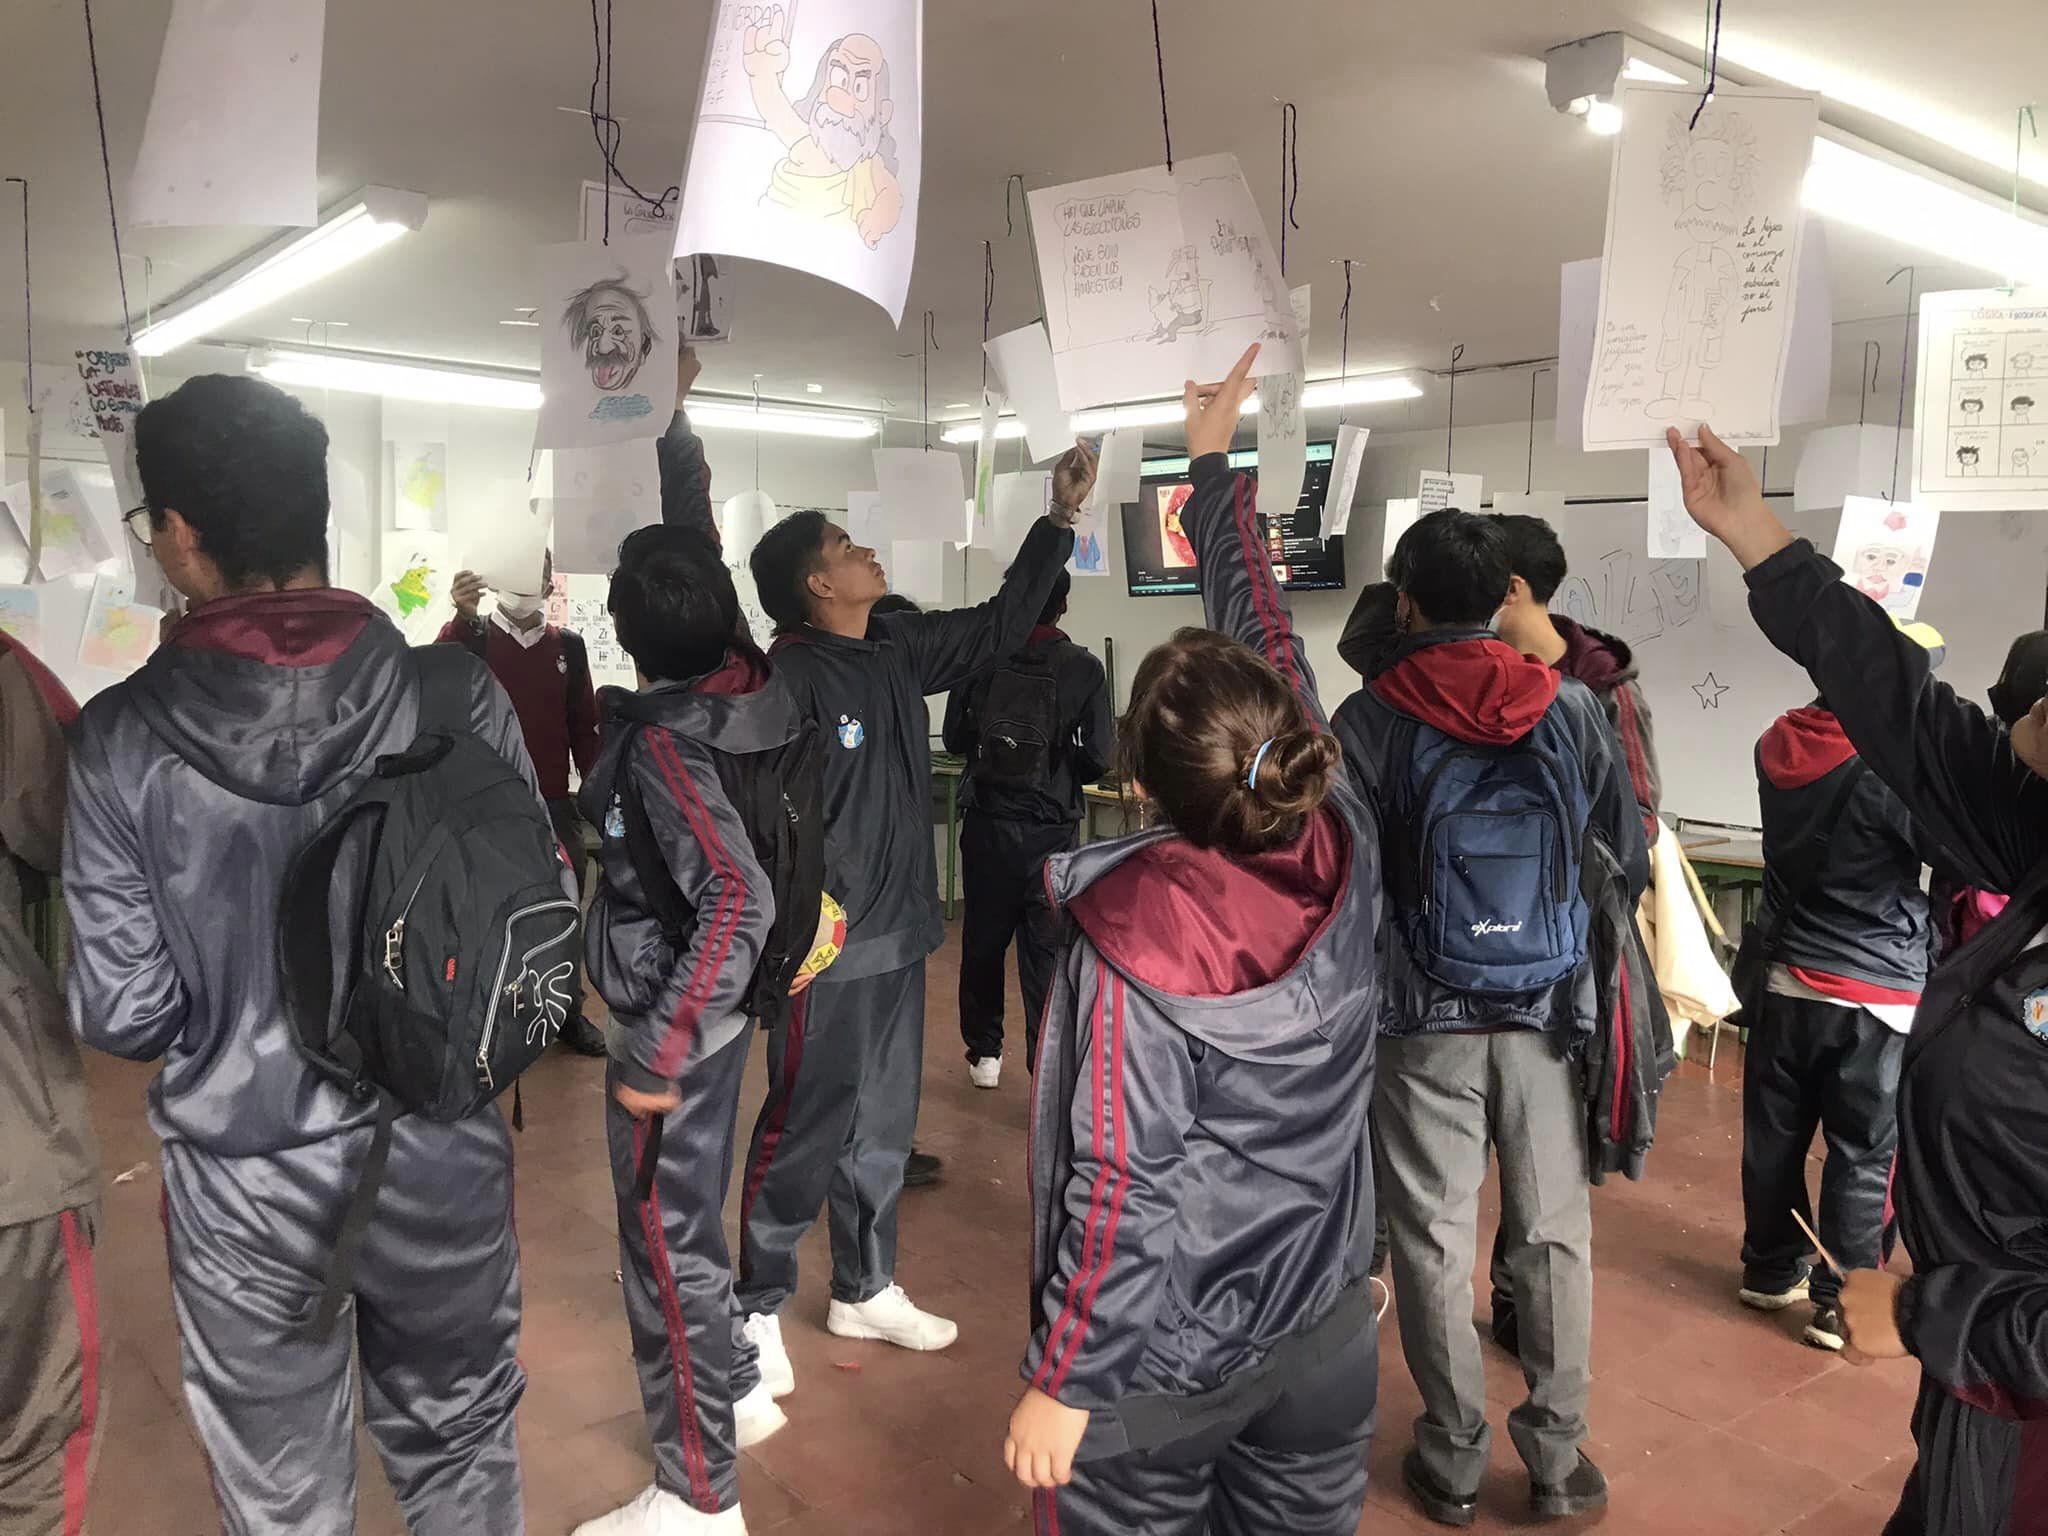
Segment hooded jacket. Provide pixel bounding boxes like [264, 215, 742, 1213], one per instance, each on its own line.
[1754, 705, 1932, 999]
[1, 636, 99, 1228]
[941, 625, 1114, 825]
[1023, 453, 1380, 1431]
[579, 651, 795, 1094]
[1746, 539, 2048, 1536]
[768, 515, 1075, 981]
[63, 590, 546, 1156]
[1332, 627, 1648, 1037]
[1552, 616, 1662, 843]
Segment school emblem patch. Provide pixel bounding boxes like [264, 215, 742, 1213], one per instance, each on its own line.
[837, 714, 865, 749]
[605, 798, 626, 839]
[2024, 988, 2048, 1045]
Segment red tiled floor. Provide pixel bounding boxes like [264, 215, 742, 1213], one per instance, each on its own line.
[73, 927, 1918, 1534]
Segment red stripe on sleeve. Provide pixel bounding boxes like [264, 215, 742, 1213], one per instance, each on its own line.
[644, 732, 747, 1077]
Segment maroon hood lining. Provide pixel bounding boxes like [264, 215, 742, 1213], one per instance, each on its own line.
[169, 589, 376, 668]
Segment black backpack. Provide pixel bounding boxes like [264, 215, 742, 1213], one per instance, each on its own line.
[279, 644, 582, 1329]
[613, 706, 826, 1195]
[970, 649, 1062, 793]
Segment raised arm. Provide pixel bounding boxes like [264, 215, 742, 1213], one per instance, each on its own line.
[1071, 655, 1114, 785]
[1669, 425, 2048, 892]
[658, 348, 720, 548]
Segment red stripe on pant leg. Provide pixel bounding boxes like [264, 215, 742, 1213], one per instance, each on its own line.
[739, 991, 810, 1261]
[1033, 969, 1111, 1391]
[632, 1118, 715, 1511]
[58, 1212, 101, 1536]
[1048, 976, 1131, 1398]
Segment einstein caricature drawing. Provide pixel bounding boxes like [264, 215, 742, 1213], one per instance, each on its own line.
[563, 274, 657, 396]
[743, 6, 904, 249]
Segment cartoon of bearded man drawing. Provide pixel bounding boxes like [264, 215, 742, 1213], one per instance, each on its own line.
[563, 275, 656, 394]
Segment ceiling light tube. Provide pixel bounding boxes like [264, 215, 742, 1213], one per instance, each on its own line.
[687, 400, 879, 440]
[249, 347, 541, 408]
[133, 187, 429, 358]
[1803, 131, 2048, 286]
[940, 371, 1426, 443]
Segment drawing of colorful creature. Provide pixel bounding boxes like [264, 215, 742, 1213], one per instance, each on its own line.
[389, 563, 435, 616]
[563, 275, 656, 394]
[1147, 246, 1210, 343]
[745, 8, 904, 248]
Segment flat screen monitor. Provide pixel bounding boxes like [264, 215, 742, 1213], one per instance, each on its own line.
[1120, 442, 1344, 597]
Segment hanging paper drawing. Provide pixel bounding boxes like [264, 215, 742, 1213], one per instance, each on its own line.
[78, 574, 161, 673]
[6, 469, 115, 581]
[676, 0, 923, 325]
[1911, 289, 2048, 513]
[376, 537, 450, 644]
[1584, 84, 1817, 451]
[390, 441, 448, 531]
[1830, 495, 1940, 620]
[0, 586, 41, 651]
[535, 238, 678, 450]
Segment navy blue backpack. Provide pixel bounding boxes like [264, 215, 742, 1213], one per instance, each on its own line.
[1383, 708, 1592, 994]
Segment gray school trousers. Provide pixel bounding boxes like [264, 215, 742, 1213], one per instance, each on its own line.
[1375, 1028, 1592, 1492]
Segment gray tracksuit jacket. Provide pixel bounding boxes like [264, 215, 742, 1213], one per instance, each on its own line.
[1024, 454, 1382, 1443]
[63, 590, 542, 1153]
[767, 514, 1075, 983]
[579, 650, 798, 1094]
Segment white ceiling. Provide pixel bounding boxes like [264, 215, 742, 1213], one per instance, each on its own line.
[3, 0, 2044, 433]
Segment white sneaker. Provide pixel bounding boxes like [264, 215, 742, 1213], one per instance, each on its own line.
[571, 1483, 748, 1534]
[741, 1311, 795, 1399]
[826, 1283, 959, 1351]
[969, 1056, 1002, 1089]
[733, 1379, 787, 1448]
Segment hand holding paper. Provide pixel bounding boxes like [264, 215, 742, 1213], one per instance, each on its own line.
[1049, 441, 1099, 523]
[1666, 425, 1792, 571]
[1183, 345, 1260, 461]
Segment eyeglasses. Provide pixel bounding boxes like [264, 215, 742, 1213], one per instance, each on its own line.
[123, 505, 155, 548]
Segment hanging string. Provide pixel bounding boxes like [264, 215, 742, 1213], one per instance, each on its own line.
[587, 0, 680, 243]
[1886, 264, 1917, 501]
[1445, 343, 1465, 472]
[1525, 365, 1554, 494]
[80, 0, 133, 340]
[981, 241, 995, 393]
[1858, 341, 1881, 426]
[1688, 0, 1723, 132]
[1150, 0, 1174, 172]
[921, 310, 937, 450]
[2008, 105, 2039, 294]
[1004, 174, 1027, 237]
[1338, 260, 1353, 424]
[4, 177, 29, 404]
[752, 376, 762, 490]
[1277, 103, 1301, 278]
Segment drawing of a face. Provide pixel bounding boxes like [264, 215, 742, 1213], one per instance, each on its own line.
[2017, 448, 2033, 475]
[1958, 445, 1982, 471]
[1964, 353, 1991, 374]
[1168, 247, 1201, 311]
[1661, 107, 1755, 242]
[2015, 353, 2038, 372]
[796, 34, 893, 172]
[1687, 140, 1736, 212]
[563, 277, 655, 393]
[2014, 395, 2036, 422]
[1960, 396, 1986, 417]
[1853, 543, 1906, 598]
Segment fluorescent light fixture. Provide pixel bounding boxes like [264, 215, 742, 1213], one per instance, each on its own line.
[1804, 132, 2048, 285]
[687, 400, 879, 440]
[939, 372, 1425, 443]
[133, 187, 428, 358]
[1583, 99, 1624, 136]
[1622, 56, 1687, 85]
[250, 347, 543, 409]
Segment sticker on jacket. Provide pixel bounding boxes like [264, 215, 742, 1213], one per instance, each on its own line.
[837, 715, 866, 749]
[2024, 988, 2048, 1044]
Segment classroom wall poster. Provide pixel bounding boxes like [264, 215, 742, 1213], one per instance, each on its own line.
[1912, 287, 2048, 512]
[77, 573, 161, 674]
[561, 573, 638, 691]
[375, 536, 450, 645]
[1830, 494, 1939, 621]
[390, 441, 449, 532]
[1584, 84, 1819, 451]
[0, 585, 41, 651]
[535, 237, 679, 449]
[5, 469, 114, 581]
[1027, 153, 1303, 412]
[675, 0, 924, 325]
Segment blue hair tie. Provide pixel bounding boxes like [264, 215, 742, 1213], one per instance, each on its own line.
[1247, 737, 1277, 790]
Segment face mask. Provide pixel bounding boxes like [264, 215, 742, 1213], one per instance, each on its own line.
[498, 592, 542, 620]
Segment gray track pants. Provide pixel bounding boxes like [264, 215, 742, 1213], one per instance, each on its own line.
[162, 1115, 524, 1535]
[736, 961, 924, 1314]
[0, 1205, 106, 1536]
[605, 1035, 759, 1515]
[1375, 1029, 1592, 1492]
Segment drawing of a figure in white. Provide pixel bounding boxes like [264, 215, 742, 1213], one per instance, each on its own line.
[743, 7, 904, 248]
[1957, 444, 1982, 477]
[1959, 396, 1987, 422]
[2014, 352, 2039, 375]
[2012, 394, 2036, 425]
[1962, 352, 1992, 375]
[2015, 447, 2033, 478]
[1650, 107, 1754, 421]
[1147, 245, 1209, 342]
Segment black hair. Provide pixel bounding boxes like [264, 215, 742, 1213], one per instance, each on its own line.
[136, 374, 329, 589]
[608, 524, 753, 682]
[1388, 509, 1511, 625]
[2014, 395, 2038, 410]
[870, 593, 921, 616]
[1037, 567, 1071, 627]
[1989, 629, 2048, 728]
[749, 509, 831, 635]
[1490, 514, 1568, 602]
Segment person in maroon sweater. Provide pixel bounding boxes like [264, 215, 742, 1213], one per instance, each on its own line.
[440, 550, 607, 1054]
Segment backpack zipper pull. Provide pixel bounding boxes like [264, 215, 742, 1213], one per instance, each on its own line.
[384, 918, 406, 989]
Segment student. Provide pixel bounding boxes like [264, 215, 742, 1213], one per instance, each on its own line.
[442, 547, 607, 1055]
[941, 567, 1113, 1084]
[1670, 421, 2048, 1536]
[1333, 509, 1647, 1526]
[573, 526, 807, 1536]
[734, 448, 1089, 1395]
[64, 375, 537, 1532]
[1006, 345, 1380, 1536]
[1931, 630, 2048, 956]
[1734, 631, 1943, 1353]
[0, 633, 104, 1536]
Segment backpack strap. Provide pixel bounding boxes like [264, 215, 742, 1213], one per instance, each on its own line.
[416, 643, 476, 737]
[313, 1090, 398, 1335]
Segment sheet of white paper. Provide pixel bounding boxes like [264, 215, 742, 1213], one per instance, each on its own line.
[970, 393, 1003, 542]
[545, 439, 663, 573]
[0, 585, 41, 651]
[1417, 470, 1484, 515]
[1647, 450, 1706, 557]
[1378, 497, 1422, 580]
[1321, 424, 1372, 539]
[578, 184, 735, 346]
[1257, 286, 1312, 523]
[535, 238, 679, 449]
[326, 452, 372, 595]
[1095, 428, 1146, 508]
[1780, 222, 1832, 427]
[72, 346, 147, 512]
[1912, 287, 2048, 513]
[0, 498, 27, 586]
[983, 325, 1072, 465]
[389, 441, 449, 532]
[887, 541, 945, 607]
[674, 0, 923, 324]
[844, 490, 888, 552]
[476, 481, 555, 595]
[987, 472, 1050, 557]
[1584, 84, 1819, 451]
[873, 448, 967, 544]
[9, 469, 114, 581]
[1555, 258, 1600, 451]
[1028, 153, 1302, 411]
[77, 572, 160, 674]
[375, 535, 452, 644]
[1488, 491, 1568, 521]
[1831, 494, 1940, 620]
[1705, 536, 1751, 629]
[560, 573, 638, 691]
[128, 0, 324, 228]
[1793, 424, 1915, 511]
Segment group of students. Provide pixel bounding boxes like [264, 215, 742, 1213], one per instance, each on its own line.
[4, 338, 2047, 1536]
